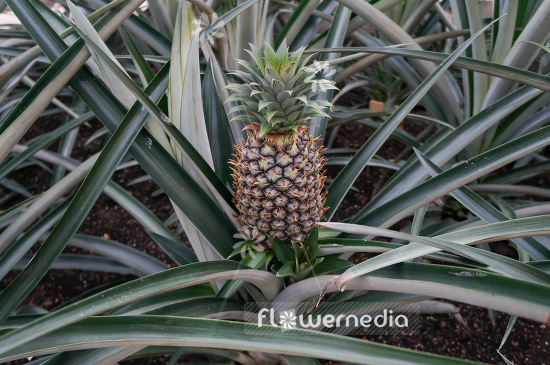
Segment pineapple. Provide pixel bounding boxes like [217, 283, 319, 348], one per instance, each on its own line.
[226, 41, 336, 246]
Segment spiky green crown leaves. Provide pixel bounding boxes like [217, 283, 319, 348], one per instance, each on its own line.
[225, 40, 337, 136]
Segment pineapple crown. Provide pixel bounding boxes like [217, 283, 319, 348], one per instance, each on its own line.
[225, 40, 337, 136]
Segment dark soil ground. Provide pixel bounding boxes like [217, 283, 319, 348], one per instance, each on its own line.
[1, 111, 549, 365]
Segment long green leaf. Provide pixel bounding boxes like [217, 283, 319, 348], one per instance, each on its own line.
[67, 0, 173, 154]
[318, 46, 550, 93]
[0, 316, 485, 365]
[317, 239, 479, 267]
[480, 1, 550, 149]
[108, 285, 214, 315]
[482, 0, 550, 107]
[199, 0, 258, 46]
[14, 254, 136, 274]
[148, 232, 198, 265]
[273, 264, 550, 324]
[40, 296, 242, 365]
[203, 60, 233, 186]
[484, 159, 550, 184]
[51, 99, 87, 185]
[0, 195, 39, 225]
[275, 0, 321, 48]
[69, 234, 169, 276]
[465, 0, 488, 115]
[0, 199, 70, 281]
[0, 152, 99, 255]
[321, 222, 550, 285]
[94, 0, 172, 56]
[119, 27, 155, 85]
[170, 1, 232, 265]
[0, 261, 281, 355]
[308, 3, 350, 139]
[326, 214, 550, 289]
[0, 38, 85, 163]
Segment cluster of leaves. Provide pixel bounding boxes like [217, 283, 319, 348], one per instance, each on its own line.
[0, 0, 549, 364]
[226, 41, 336, 136]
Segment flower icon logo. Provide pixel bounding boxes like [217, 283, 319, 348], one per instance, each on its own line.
[306, 60, 331, 74]
[279, 310, 297, 330]
[230, 238, 265, 260]
[305, 60, 337, 93]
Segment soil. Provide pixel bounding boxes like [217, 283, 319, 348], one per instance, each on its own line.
[1, 111, 549, 365]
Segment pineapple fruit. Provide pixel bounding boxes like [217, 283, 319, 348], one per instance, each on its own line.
[226, 41, 336, 246]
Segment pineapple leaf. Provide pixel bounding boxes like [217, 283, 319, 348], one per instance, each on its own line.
[304, 225, 319, 254]
[265, 109, 277, 123]
[225, 41, 334, 132]
[275, 39, 288, 60]
[258, 100, 273, 112]
[276, 261, 297, 277]
[228, 104, 249, 115]
[293, 241, 305, 264]
[271, 236, 295, 264]
[246, 43, 266, 70]
[313, 257, 352, 275]
[228, 241, 252, 259]
[259, 123, 272, 137]
[230, 115, 256, 123]
[224, 94, 251, 103]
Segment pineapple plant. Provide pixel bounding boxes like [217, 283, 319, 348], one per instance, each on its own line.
[227, 41, 336, 246]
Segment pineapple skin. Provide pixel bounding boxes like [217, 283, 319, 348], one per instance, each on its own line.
[232, 130, 327, 246]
